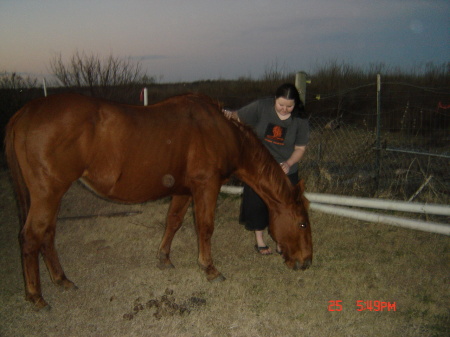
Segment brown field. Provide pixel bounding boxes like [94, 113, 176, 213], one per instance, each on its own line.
[0, 168, 448, 337]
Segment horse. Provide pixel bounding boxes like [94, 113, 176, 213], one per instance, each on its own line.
[5, 93, 312, 309]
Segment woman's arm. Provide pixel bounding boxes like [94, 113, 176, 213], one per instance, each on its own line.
[281, 145, 306, 174]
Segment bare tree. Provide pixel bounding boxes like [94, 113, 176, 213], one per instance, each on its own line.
[50, 51, 153, 98]
[0, 72, 38, 90]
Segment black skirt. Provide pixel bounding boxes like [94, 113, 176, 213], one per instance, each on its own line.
[239, 173, 299, 231]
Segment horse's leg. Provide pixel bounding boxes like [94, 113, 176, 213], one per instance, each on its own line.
[192, 186, 225, 282]
[21, 188, 74, 309]
[20, 213, 46, 309]
[157, 195, 192, 269]
[41, 220, 77, 291]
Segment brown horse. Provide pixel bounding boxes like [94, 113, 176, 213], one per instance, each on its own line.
[5, 93, 312, 309]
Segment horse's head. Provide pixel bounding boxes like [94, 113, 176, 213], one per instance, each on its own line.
[269, 180, 312, 271]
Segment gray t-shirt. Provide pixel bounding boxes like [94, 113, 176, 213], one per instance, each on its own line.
[237, 97, 309, 175]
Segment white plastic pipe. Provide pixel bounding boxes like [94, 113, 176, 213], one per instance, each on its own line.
[143, 87, 148, 106]
[219, 185, 449, 235]
[221, 186, 449, 216]
[304, 193, 450, 216]
[310, 203, 450, 236]
[43, 78, 47, 97]
[220, 185, 243, 195]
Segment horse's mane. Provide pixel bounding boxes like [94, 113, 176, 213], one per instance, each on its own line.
[158, 93, 293, 203]
[229, 118, 293, 203]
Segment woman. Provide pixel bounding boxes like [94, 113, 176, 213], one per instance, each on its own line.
[224, 83, 309, 255]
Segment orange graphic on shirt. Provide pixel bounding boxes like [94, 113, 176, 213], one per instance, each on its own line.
[271, 125, 283, 138]
[265, 123, 286, 145]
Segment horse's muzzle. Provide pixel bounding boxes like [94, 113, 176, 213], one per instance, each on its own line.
[294, 258, 312, 271]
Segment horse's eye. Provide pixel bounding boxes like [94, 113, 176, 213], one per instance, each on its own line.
[299, 222, 308, 229]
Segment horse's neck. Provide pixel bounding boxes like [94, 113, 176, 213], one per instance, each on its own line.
[234, 132, 292, 208]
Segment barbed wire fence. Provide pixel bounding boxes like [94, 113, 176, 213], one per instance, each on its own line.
[299, 78, 450, 205]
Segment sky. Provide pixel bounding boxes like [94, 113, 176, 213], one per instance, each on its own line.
[1, 0, 449, 83]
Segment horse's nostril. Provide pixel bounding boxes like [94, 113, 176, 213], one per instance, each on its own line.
[302, 259, 312, 270]
[296, 259, 311, 271]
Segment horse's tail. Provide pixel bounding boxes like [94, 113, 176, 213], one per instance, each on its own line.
[4, 110, 30, 228]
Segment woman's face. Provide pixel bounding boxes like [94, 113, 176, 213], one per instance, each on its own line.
[275, 97, 295, 116]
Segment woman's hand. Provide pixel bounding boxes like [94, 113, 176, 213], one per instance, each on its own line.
[223, 109, 232, 119]
[281, 146, 306, 174]
[222, 109, 239, 122]
[280, 162, 290, 174]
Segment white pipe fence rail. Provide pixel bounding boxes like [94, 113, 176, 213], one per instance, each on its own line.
[309, 203, 450, 236]
[304, 193, 450, 216]
[219, 186, 450, 236]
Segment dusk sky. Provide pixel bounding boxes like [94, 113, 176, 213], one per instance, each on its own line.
[1, 0, 449, 83]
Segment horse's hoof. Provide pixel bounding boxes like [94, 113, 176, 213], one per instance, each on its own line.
[55, 278, 78, 291]
[27, 295, 50, 311]
[33, 303, 52, 312]
[208, 273, 226, 283]
[157, 262, 175, 270]
[157, 252, 175, 270]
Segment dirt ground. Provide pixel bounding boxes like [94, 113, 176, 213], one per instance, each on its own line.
[0, 168, 449, 337]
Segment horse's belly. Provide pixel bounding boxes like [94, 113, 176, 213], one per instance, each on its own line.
[79, 172, 188, 204]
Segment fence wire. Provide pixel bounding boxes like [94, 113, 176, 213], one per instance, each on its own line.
[300, 80, 450, 204]
[228, 112, 449, 205]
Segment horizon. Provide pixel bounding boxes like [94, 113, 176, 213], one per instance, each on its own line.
[4, 59, 449, 88]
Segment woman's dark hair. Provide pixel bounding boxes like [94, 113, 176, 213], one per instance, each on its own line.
[275, 83, 306, 118]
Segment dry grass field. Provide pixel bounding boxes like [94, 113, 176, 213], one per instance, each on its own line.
[0, 168, 449, 337]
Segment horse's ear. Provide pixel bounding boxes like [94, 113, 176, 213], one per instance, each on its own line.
[294, 179, 310, 209]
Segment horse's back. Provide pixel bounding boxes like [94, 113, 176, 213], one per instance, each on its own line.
[8, 93, 241, 203]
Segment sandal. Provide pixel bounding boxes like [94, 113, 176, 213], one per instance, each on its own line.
[254, 245, 272, 255]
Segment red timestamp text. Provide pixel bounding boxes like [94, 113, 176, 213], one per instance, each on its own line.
[356, 300, 396, 311]
[328, 300, 397, 312]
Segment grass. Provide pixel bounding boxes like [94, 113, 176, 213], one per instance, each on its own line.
[0, 171, 449, 337]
